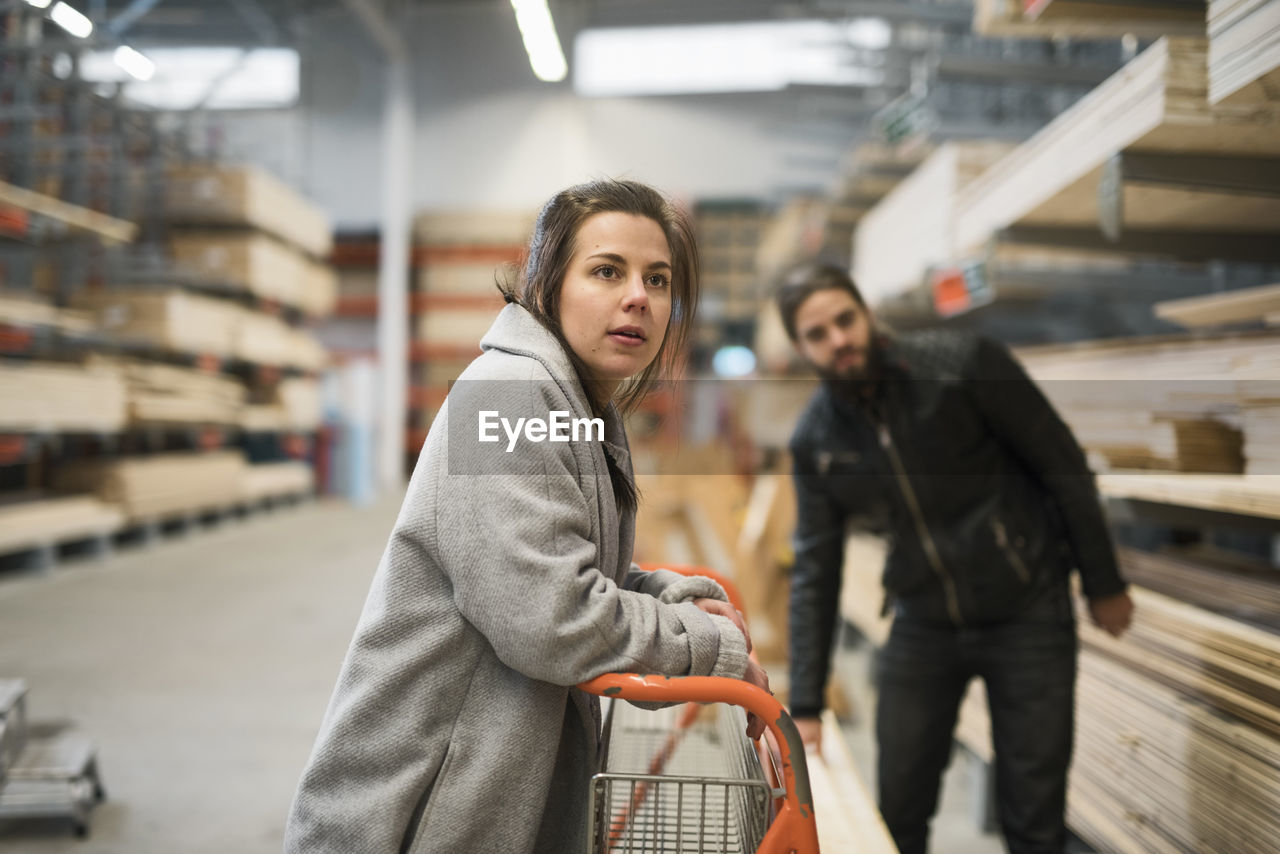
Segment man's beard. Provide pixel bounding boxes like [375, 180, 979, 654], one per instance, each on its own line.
[813, 341, 880, 384]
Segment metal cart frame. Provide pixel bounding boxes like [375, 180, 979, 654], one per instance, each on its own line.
[579, 564, 820, 854]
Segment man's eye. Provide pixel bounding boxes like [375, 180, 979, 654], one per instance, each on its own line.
[805, 330, 824, 344]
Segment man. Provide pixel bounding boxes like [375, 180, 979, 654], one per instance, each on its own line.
[778, 264, 1133, 854]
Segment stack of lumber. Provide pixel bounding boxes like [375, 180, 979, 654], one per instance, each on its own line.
[1069, 584, 1280, 852]
[0, 294, 92, 334]
[697, 202, 767, 322]
[854, 141, 1015, 303]
[73, 289, 240, 359]
[954, 37, 1280, 257]
[1119, 546, 1280, 630]
[0, 361, 127, 433]
[240, 461, 314, 502]
[973, 0, 1207, 38]
[165, 164, 332, 257]
[164, 164, 337, 318]
[241, 377, 323, 432]
[233, 311, 327, 371]
[735, 472, 797, 663]
[1017, 331, 1280, 474]
[169, 233, 337, 316]
[413, 210, 534, 248]
[950, 571, 1280, 853]
[0, 496, 124, 556]
[87, 356, 245, 427]
[1208, 0, 1280, 106]
[54, 451, 246, 522]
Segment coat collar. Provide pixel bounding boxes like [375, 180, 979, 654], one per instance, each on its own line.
[480, 302, 632, 472]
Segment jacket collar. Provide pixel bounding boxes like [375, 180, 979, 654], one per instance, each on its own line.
[480, 302, 632, 471]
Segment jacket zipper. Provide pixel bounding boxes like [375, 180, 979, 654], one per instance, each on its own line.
[874, 419, 964, 627]
[991, 517, 1032, 584]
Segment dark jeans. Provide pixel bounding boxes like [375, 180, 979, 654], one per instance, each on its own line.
[875, 579, 1078, 854]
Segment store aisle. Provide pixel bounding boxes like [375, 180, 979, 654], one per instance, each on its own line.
[0, 496, 402, 853]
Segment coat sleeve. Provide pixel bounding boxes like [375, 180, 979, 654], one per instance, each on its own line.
[430, 381, 748, 686]
[787, 438, 849, 718]
[967, 337, 1127, 600]
[623, 564, 731, 604]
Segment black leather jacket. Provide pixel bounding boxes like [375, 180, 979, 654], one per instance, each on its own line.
[787, 329, 1126, 717]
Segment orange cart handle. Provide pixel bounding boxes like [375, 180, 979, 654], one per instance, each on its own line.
[578, 673, 820, 854]
[635, 562, 748, 616]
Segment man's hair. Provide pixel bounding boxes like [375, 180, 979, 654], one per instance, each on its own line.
[775, 263, 867, 341]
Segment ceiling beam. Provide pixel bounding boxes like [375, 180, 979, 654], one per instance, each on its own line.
[107, 0, 167, 37]
[341, 0, 407, 63]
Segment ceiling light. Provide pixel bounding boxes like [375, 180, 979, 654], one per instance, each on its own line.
[510, 0, 567, 83]
[113, 46, 155, 82]
[24, 0, 54, 10]
[50, 2, 93, 39]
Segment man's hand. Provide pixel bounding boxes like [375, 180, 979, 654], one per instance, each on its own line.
[693, 597, 753, 654]
[1089, 592, 1134, 638]
[742, 659, 770, 740]
[794, 716, 823, 753]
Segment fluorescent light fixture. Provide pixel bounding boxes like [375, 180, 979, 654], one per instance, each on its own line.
[24, 0, 54, 9]
[575, 19, 889, 97]
[49, 2, 93, 38]
[79, 47, 300, 110]
[113, 46, 154, 82]
[510, 0, 567, 82]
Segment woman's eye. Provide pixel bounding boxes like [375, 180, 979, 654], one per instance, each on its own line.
[595, 265, 617, 279]
[646, 274, 671, 288]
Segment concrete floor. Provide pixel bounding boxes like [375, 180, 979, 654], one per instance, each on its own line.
[0, 496, 402, 853]
[0, 494, 1013, 854]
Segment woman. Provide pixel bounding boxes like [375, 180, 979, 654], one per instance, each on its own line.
[285, 179, 767, 853]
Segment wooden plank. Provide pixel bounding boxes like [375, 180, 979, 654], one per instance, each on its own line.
[0, 180, 136, 244]
[1209, 0, 1280, 105]
[810, 710, 898, 854]
[954, 37, 1280, 256]
[854, 141, 1014, 302]
[975, 0, 1207, 37]
[1155, 282, 1280, 328]
[1098, 471, 1280, 519]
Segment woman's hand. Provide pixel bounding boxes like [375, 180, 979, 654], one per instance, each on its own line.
[692, 598, 752, 654]
[742, 659, 770, 740]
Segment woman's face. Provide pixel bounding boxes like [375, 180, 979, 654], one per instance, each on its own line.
[557, 211, 673, 397]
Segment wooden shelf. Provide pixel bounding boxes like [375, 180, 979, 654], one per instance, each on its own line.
[1099, 471, 1280, 520]
[954, 38, 1280, 259]
[1155, 281, 1280, 328]
[0, 180, 137, 244]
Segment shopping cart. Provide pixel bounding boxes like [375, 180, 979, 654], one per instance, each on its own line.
[579, 565, 820, 854]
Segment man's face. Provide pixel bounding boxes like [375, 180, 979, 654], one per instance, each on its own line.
[792, 288, 875, 381]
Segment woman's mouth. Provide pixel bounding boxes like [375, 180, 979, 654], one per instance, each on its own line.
[608, 326, 647, 346]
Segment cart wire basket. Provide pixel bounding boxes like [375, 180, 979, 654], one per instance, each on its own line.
[579, 565, 820, 854]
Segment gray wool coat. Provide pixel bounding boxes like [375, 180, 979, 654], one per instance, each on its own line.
[285, 304, 749, 854]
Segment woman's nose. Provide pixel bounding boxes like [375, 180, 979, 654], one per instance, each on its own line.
[620, 274, 649, 311]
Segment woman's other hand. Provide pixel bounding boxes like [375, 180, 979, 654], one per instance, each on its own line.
[692, 597, 752, 654]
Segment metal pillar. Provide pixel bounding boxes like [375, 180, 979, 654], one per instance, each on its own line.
[377, 57, 412, 493]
